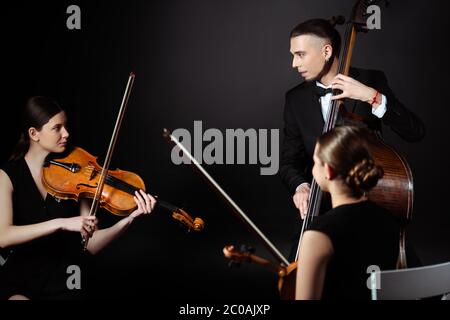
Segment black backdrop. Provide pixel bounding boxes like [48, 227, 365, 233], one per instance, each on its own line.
[1, 0, 449, 300]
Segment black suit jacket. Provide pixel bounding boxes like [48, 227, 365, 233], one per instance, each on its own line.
[279, 68, 425, 194]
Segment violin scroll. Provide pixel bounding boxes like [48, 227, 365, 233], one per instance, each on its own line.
[223, 245, 254, 267]
[171, 208, 205, 232]
[223, 245, 287, 277]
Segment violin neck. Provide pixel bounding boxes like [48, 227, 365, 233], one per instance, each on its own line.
[157, 199, 179, 213]
[123, 185, 179, 213]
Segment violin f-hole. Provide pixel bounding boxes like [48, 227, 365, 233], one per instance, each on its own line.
[76, 183, 98, 190]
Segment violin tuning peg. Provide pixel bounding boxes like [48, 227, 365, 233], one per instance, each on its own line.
[193, 217, 205, 232]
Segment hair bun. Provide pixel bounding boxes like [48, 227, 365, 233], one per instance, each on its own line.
[345, 159, 384, 195]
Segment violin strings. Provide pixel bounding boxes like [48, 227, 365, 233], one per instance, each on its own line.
[83, 167, 179, 214]
[90, 168, 139, 195]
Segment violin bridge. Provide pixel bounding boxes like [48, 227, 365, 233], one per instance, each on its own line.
[86, 163, 96, 181]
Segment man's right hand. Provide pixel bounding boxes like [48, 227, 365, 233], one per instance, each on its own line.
[293, 184, 310, 219]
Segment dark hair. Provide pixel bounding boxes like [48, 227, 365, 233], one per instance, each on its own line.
[9, 96, 64, 161]
[317, 126, 384, 197]
[290, 17, 343, 58]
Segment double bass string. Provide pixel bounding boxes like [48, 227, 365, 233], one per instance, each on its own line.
[295, 20, 353, 261]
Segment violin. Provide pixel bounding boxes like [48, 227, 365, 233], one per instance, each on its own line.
[42, 146, 204, 232]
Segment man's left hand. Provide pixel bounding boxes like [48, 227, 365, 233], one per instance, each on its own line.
[330, 74, 378, 105]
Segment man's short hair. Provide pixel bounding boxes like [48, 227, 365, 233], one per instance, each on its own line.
[290, 19, 342, 58]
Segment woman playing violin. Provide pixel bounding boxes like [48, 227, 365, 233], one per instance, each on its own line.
[0, 96, 156, 300]
[295, 126, 400, 300]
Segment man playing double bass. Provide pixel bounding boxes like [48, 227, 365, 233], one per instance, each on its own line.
[279, 18, 425, 261]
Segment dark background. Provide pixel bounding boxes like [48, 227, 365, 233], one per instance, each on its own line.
[1, 0, 449, 300]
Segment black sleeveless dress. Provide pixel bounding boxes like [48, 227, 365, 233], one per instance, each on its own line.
[307, 200, 400, 300]
[0, 158, 86, 300]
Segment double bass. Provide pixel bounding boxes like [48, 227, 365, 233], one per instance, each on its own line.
[286, 0, 411, 282]
[179, 0, 412, 300]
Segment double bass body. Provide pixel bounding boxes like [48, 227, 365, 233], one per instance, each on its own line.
[275, 131, 414, 300]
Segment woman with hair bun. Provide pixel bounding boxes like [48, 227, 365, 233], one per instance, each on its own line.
[295, 126, 400, 300]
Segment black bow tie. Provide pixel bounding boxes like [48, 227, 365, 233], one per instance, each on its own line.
[316, 86, 333, 97]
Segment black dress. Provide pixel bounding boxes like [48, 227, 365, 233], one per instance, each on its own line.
[0, 158, 86, 300]
[307, 200, 400, 300]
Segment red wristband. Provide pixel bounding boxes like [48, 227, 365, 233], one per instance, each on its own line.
[370, 91, 380, 106]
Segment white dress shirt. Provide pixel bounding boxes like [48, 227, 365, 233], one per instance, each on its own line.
[316, 81, 387, 122]
[295, 82, 387, 192]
